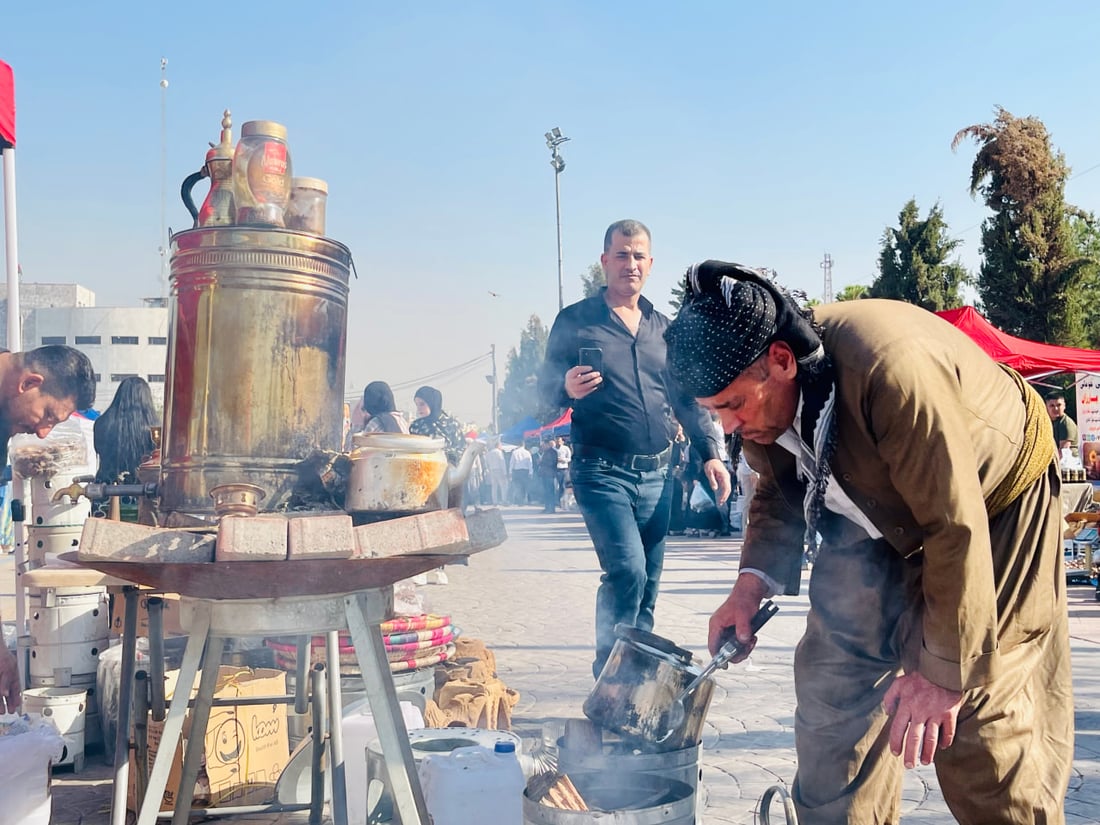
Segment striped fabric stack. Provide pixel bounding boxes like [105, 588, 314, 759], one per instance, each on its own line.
[265, 614, 458, 674]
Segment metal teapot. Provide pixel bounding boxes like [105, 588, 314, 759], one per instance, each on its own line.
[345, 434, 486, 514]
[181, 109, 235, 228]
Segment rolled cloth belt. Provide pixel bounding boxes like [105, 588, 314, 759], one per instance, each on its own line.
[572, 443, 673, 472]
[984, 365, 1058, 520]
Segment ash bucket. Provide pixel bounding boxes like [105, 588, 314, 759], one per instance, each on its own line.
[160, 226, 352, 518]
[523, 772, 695, 825]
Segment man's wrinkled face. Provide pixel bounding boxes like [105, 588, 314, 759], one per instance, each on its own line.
[1047, 398, 1066, 420]
[600, 230, 653, 301]
[695, 345, 800, 445]
[1, 381, 75, 440]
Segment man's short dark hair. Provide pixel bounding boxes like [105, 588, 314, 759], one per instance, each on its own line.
[23, 346, 97, 409]
[603, 219, 651, 252]
[1046, 391, 1066, 403]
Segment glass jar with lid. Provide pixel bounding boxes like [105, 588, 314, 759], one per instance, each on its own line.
[284, 177, 328, 235]
[233, 120, 293, 227]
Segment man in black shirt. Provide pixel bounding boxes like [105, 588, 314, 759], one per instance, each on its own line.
[539, 219, 729, 677]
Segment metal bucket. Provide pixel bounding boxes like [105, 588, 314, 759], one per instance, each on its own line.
[558, 737, 701, 794]
[23, 687, 88, 772]
[161, 227, 352, 518]
[27, 587, 109, 686]
[523, 772, 695, 825]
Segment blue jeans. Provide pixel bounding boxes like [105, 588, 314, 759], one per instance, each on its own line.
[570, 455, 674, 677]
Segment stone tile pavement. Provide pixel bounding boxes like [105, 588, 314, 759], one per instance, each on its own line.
[31, 506, 1100, 822]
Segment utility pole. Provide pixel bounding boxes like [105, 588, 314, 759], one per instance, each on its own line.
[159, 57, 169, 300]
[490, 344, 499, 435]
[545, 128, 570, 311]
[820, 253, 834, 304]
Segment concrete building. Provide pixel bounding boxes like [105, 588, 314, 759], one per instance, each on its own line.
[0, 283, 169, 411]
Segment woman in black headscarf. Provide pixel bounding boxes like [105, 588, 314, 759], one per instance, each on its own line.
[360, 381, 409, 434]
[408, 385, 466, 466]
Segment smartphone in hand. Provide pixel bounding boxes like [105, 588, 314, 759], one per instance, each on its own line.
[578, 347, 603, 376]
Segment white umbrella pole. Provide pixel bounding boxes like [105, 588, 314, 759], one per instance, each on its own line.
[3, 147, 20, 351]
[2, 149, 22, 675]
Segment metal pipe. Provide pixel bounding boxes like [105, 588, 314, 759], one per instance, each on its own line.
[111, 587, 141, 825]
[133, 671, 150, 809]
[327, 630, 348, 825]
[294, 636, 310, 715]
[309, 663, 328, 825]
[146, 597, 166, 722]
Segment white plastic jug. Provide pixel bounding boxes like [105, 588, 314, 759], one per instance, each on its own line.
[418, 743, 525, 825]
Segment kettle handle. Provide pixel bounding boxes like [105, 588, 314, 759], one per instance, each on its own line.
[180, 169, 208, 226]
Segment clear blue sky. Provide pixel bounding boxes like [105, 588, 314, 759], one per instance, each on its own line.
[4, 1, 1100, 423]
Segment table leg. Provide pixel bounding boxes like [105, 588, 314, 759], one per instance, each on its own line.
[172, 634, 227, 825]
[136, 606, 211, 825]
[344, 592, 429, 825]
[109, 587, 140, 825]
[327, 630, 349, 825]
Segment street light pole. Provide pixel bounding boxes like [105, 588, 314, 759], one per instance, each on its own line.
[545, 127, 570, 311]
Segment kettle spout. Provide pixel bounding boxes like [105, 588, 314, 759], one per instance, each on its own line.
[443, 440, 488, 509]
[447, 439, 488, 490]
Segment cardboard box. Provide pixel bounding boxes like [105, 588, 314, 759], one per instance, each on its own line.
[128, 666, 289, 813]
[108, 589, 185, 638]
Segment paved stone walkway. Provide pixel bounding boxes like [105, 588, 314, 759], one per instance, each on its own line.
[40, 505, 1100, 822]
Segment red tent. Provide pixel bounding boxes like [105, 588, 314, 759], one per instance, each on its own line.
[524, 407, 572, 439]
[935, 306, 1100, 378]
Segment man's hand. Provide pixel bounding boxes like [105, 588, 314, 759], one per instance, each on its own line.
[708, 573, 770, 658]
[703, 458, 732, 504]
[0, 646, 21, 713]
[564, 366, 602, 400]
[882, 671, 962, 768]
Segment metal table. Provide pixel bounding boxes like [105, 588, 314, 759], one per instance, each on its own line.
[66, 553, 454, 825]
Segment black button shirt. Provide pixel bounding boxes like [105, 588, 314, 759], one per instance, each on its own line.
[538, 290, 721, 462]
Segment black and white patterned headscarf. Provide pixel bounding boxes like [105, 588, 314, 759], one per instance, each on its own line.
[666, 260, 833, 560]
[665, 261, 824, 397]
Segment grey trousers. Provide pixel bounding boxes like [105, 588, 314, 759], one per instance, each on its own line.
[792, 467, 1074, 824]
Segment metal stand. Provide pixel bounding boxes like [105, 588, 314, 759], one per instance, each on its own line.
[127, 587, 429, 825]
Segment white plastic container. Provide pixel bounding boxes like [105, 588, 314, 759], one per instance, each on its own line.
[418, 743, 525, 825]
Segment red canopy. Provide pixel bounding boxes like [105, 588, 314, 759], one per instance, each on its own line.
[935, 306, 1100, 378]
[0, 60, 14, 148]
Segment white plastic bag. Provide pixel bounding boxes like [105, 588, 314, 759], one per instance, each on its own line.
[689, 481, 715, 513]
[0, 714, 65, 825]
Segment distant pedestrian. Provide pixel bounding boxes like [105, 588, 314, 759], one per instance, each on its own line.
[537, 438, 559, 513]
[510, 441, 533, 504]
[486, 440, 508, 505]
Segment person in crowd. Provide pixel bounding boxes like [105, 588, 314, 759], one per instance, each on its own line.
[1046, 390, 1079, 454]
[93, 376, 158, 485]
[0, 345, 97, 711]
[355, 381, 409, 439]
[733, 437, 759, 533]
[537, 437, 560, 513]
[93, 376, 159, 521]
[554, 436, 572, 507]
[409, 385, 466, 466]
[667, 424, 690, 535]
[664, 260, 1072, 825]
[509, 440, 533, 504]
[538, 219, 728, 677]
[486, 439, 508, 505]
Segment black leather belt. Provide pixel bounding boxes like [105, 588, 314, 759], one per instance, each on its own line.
[572, 443, 672, 472]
